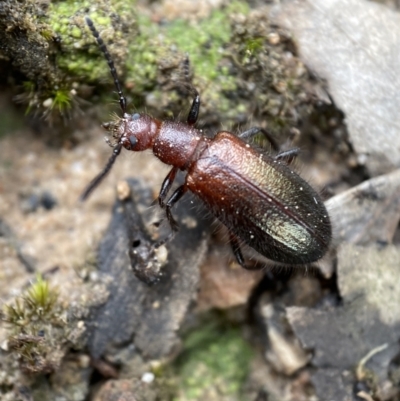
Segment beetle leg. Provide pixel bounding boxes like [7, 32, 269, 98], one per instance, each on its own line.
[240, 128, 300, 165]
[229, 233, 265, 270]
[165, 185, 188, 231]
[158, 167, 179, 208]
[229, 233, 245, 266]
[175, 55, 200, 126]
[275, 148, 299, 164]
[238, 127, 279, 151]
[187, 92, 200, 126]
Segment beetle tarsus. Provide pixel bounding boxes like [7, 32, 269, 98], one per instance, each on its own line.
[275, 148, 299, 164]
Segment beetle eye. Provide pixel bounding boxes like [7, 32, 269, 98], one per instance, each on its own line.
[132, 113, 140, 120]
[129, 136, 137, 147]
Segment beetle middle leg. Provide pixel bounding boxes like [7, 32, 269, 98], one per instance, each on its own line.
[165, 185, 188, 231]
[239, 127, 299, 164]
[275, 148, 299, 164]
[239, 127, 280, 151]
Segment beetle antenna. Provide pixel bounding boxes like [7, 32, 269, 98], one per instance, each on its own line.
[80, 143, 123, 201]
[85, 16, 127, 114]
[81, 17, 127, 202]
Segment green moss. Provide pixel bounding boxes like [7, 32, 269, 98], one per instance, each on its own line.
[5, 0, 252, 125]
[244, 38, 264, 55]
[119, 1, 252, 121]
[2, 274, 67, 373]
[7, 0, 314, 138]
[70, 26, 82, 39]
[124, 27, 159, 95]
[52, 89, 73, 114]
[173, 322, 253, 400]
[47, 1, 136, 84]
[160, 2, 248, 81]
[39, 28, 54, 41]
[5, 0, 138, 123]
[26, 275, 58, 313]
[4, 274, 59, 325]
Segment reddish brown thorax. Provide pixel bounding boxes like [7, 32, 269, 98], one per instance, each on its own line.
[112, 113, 212, 170]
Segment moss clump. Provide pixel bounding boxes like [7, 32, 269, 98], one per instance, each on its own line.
[173, 322, 254, 400]
[4, 0, 322, 140]
[48, 1, 138, 84]
[161, 3, 247, 81]
[225, 8, 316, 137]
[3, 275, 67, 373]
[119, 2, 250, 124]
[1, 0, 138, 125]
[120, 1, 315, 137]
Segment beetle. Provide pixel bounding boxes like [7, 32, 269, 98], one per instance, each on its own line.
[81, 17, 332, 267]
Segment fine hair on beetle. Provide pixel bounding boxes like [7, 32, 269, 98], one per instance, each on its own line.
[81, 17, 332, 270]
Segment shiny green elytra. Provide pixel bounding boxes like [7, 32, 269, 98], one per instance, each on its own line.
[82, 17, 332, 268]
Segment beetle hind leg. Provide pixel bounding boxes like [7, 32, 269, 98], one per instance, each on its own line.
[229, 232, 265, 270]
[229, 233, 245, 266]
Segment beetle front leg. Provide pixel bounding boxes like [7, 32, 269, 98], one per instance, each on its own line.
[158, 167, 179, 208]
[165, 185, 188, 231]
[179, 55, 201, 126]
[187, 93, 200, 126]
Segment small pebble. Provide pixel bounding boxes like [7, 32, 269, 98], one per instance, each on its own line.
[141, 372, 155, 383]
